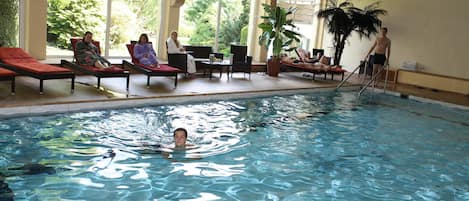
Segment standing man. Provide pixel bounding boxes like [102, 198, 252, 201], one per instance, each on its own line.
[365, 27, 391, 77]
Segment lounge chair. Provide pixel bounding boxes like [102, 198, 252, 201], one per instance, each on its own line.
[0, 47, 75, 94]
[281, 56, 346, 81]
[328, 66, 347, 80]
[312, 48, 324, 59]
[230, 45, 253, 79]
[280, 61, 328, 80]
[123, 42, 181, 88]
[166, 41, 189, 75]
[0, 68, 16, 94]
[61, 38, 130, 92]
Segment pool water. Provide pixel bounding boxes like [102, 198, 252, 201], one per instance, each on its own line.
[0, 91, 468, 201]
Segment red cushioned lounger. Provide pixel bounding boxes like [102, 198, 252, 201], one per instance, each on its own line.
[123, 43, 181, 88]
[280, 62, 328, 80]
[280, 62, 347, 81]
[328, 67, 347, 80]
[0, 47, 75, 94]
[61, 38, 130, 92]
[0, 68, 16, 94]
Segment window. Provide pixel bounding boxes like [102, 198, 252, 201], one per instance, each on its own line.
[46, 0, 160, 58]
[109, 0, 160, 57]
[279, 0, 321, 55]
[179, 0, 250, 55]
[0, 0, 19, 47]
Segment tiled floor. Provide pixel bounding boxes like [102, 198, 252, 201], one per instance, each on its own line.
[0, 71, 467, 116]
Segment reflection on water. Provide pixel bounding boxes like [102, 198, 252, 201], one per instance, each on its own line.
[0, 91, 468, 200]
[172, 162, 244, 177]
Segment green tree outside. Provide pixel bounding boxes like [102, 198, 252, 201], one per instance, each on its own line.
[47, 0, 160, 55]
[0, 0, 18, 47]
[183, 0, 250, 55]
[47, 0, 105, 49]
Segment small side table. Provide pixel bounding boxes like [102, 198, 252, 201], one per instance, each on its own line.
[201, 60, 232, 80]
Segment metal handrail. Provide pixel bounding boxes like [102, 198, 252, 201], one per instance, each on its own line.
[336, 60, 366, 90]
[382, 63, 390, 93]
[358, 63, 390, 96]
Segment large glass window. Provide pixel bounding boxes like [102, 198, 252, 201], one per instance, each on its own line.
[0, 0, 19, 47]
[46, 0, 160, 58]
[109, 0, 160, 57]
[279, 0, 321, 54]
[180, 0, 250, 55]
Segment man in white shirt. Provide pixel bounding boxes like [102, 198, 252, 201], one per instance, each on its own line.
[166, 31, 196, 74]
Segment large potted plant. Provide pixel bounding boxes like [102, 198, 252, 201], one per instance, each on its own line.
[317, 0, 387, 66]
[258, 3, 300, 77]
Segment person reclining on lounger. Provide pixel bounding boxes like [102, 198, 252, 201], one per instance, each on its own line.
[133, 33, 159, 68]
[296, 48, 319, 63]
[76, 31, 111, 69]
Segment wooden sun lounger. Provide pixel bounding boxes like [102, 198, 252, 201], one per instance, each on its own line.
[123, 43, 181, 88]
[281, 62, 346, 80]
[61, 38, 130, 91]
[0, 68, 16, 94]
[0, 47, 75, 94]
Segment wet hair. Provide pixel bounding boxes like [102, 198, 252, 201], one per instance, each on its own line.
[82, 31, 93, 41]
[138, 33, 149, 44]
[173, 128, 188, 138]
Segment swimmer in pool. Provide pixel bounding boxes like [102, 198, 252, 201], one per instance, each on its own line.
[1, 163, 56, 176]
[162, 128, 200, 161]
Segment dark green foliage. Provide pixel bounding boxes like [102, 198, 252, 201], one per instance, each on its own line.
[0, 0, 18, 47]
[47, 0, 104, 49]
[317, 0, 387, 65]
[184, 0, 249, 54]
[218, 0, 250, 53]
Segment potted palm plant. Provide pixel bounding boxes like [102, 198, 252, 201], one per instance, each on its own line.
[258, 3, 300, 77]
[317, 0, 387, 66]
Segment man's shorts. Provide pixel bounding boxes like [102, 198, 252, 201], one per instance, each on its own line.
[373, 54, 386, 65]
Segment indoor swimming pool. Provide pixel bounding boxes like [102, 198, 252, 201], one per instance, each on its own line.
[0, 91, 468, 200]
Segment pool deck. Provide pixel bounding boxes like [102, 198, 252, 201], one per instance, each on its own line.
[0, 71, 468, 117]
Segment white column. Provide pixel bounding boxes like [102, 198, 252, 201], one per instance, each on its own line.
[158, 0, 168, 59]
[104, 0, 112, 58]
[19, 0, 25, 49]
[214, 0, 222, 52]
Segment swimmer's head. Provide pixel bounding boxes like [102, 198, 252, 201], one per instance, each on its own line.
[173, 128, 188, 147]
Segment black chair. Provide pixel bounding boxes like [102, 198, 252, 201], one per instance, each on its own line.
[230, 45, 253, 79]
[312, 48, 325, 58]
[166, 41, 188, 75]
[359, 55, 373, 76]
[183, 46, 212, 59]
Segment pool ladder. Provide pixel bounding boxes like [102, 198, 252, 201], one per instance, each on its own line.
[336, 61, 390, 96]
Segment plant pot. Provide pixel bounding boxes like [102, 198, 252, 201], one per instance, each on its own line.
[267, 57, 281, 77]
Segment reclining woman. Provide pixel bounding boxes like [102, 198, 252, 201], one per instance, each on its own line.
[296, 48, 319, 63]
[76, 31, 110, 69]
[166, 31, 196, 75]
[134, 33, 159, 68]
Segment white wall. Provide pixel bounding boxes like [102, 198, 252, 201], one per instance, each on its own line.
[322, 0, 469, 79]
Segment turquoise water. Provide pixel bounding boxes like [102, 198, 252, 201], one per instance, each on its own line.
[0, 91, 468, 201]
